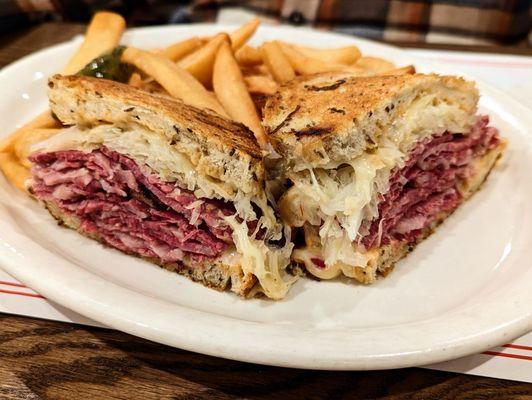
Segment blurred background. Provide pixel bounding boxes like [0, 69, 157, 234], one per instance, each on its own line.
[1, 0, 530, 48]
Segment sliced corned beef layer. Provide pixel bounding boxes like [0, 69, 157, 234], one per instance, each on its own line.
[361, 115, 500, 249]
[29, 148, 236, 264]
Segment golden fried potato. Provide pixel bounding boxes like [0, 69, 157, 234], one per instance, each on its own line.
[244, 75, 279, 95]
[123, 47, 228, 116]
[0, 152, 30, 192]
[356, 56, 395, 73]
[14, 128, 61, 168]
[279, 42, 360, 75]
[0, 111, 58, 153]
[235, 45, 262, 66]
[177, 33, 229, 87]
[158, 37, 203, 61]
[213, 42, 267, 147]
[230, 18, 260, 51]
[379, 65, 416, 76]
[260, 41, 295, 83]
[62, 12, 126, 75]
[289, 43, 361, 65]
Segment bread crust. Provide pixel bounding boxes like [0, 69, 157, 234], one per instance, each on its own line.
[263, 73, 478, 171]
[48, 75, 264, 197]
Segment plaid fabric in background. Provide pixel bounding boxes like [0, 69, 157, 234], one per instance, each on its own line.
[1, 0, 530, 46]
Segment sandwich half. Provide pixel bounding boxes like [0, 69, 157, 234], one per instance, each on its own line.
[28, 75, 294, 299]
[264, 73, 505, 283]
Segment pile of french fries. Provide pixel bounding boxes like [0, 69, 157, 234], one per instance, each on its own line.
[0, 11, 414, 192]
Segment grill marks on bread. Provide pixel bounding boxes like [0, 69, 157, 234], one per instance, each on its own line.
[304, 78, 346, 92]
[263, 73, 478, 170]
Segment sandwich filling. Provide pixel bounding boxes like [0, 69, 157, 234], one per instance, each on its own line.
[30, 148, 233, 264]
[282, 116, 502, 280]
[29, 125, 294, 299]
[360, 116, 499, 249]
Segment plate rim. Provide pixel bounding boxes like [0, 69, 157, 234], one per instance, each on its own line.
[0, 24, 531, 370]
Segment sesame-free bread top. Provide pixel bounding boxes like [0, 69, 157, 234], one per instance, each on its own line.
[263, 73, 479, 171]
[48, 74, 264, 197]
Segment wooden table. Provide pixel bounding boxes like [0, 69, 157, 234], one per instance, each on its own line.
[1, 23, 531, 400]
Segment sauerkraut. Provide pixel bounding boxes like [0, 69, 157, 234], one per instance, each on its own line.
[33, 124, 268, 225]
[225, 216, 295, 299]
[281, 145, 404, 269]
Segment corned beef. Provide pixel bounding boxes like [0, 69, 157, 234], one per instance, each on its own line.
[361, 115, 500, 249]
[30, 148, 236, 264]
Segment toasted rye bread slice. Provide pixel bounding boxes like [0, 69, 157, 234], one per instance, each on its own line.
[39, 198, 258, 297]
[48, 75, 264, 198]
[293, 141, 506, 284]
[263, 73, 478, 171]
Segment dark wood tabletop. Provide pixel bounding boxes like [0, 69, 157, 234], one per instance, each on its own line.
[1, 22, 531, 400]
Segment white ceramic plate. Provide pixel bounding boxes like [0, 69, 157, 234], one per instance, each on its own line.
[0, 25, 531, 370]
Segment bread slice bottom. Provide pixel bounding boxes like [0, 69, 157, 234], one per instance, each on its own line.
[41, 200, 257, 297]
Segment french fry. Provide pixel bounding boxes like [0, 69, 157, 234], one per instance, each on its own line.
[0, 152, 30, 192]
[158, 37, 203, 61]
[244, 75, 279, 95]
[230, 18, 260, 51]
[128, 72, 143, 88]
[0, 11, 126, 189]
[289, 43, 361, 65]
[279, 42, 358, 75]
[240, 65, 266, 79]
[379, 65, 416, 76]
[213, 42, 267, 147]
[122, 47, 228, 117]
[14, 128, 61, 168]
[260, 42, 295, 84]
[62, 12, 126, 75]
[251, 64, 271, 77]
[177, 33, 229, 87]
[356, 56, 395, 73]
[0, 111, 59, 153]
[235, 45, 262, 66]
[139, 78, 168, 96]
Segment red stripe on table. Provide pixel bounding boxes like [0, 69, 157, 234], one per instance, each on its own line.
[0, 280, 27, 288]
[433, 57, 532, 68]
[502, 344, 532, 352]
[483, 351, 532, 361]
[0, 288, 45, 299]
